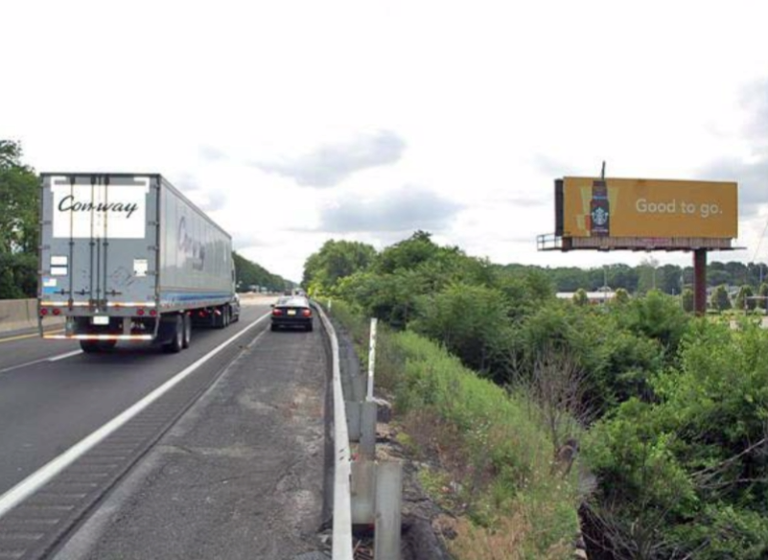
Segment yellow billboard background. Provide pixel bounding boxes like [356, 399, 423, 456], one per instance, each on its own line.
[562, 177, 737, 238]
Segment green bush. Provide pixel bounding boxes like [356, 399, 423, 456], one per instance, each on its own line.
[410, 283, 513, 377]
[584, 319, 768, 558]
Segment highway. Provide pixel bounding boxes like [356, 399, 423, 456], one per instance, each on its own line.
[0, 297, 329, 559]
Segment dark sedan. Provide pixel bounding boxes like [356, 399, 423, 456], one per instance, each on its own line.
[270, 296, 314, 332]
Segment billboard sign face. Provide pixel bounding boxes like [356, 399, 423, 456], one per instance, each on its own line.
[561, 177, 737, 239]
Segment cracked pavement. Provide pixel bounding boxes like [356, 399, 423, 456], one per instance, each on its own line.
[53, 322, 329, 560]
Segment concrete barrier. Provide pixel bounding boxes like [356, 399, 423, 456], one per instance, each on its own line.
[0, 294, 276, 335]
[0, 299, 40, 334]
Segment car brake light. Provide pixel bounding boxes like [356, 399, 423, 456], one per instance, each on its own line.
[302, 309, 312, 317]
[272, 308, 283, 316]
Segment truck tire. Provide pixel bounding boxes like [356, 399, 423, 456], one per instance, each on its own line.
[182, 313, 191, 349]
[163, 315, 183, 353]
[213, 306, 227, 329]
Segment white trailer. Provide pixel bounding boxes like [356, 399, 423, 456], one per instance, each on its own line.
[38, 173, 239, 353]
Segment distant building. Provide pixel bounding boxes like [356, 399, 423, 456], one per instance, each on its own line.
[556, 290, 616, 304]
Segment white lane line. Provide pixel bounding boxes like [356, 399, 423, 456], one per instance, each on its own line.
[49, 350, 83, 362]
[0, 350, 83, 375]
[0, 311, 271, 520]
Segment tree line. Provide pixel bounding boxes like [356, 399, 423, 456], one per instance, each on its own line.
[0, 140, 290, 300]
[304, 231, 768, 559]
[510, 259, 768, 295]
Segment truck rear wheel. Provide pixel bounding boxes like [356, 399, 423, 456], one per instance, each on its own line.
[214, 305, 230, 329]
[182, 313, 191, 349]
[163, 315, 183, 353]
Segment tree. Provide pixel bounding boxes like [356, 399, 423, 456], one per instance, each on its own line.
[302, 239, 376, 295]
[637, 257, 659, 294]
[735, 285, 755, 311]
[375, 230, 442, 274]
[613, 288, 630, 306]
[657, 264, 682, 294]
[0, 141, 39, 299]
[233, 251, 292, 292]
[710, 284, 731, 312]
[411, 283, 511, 376]
[759, 282, 768, 311]
[573, 288, 589, 306]
[682, 287, 694, 313]
[0, 140, 39, 255]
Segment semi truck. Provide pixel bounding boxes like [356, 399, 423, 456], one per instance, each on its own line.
[37, 173, 239, 353]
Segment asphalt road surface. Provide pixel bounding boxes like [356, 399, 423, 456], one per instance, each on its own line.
[0, 298, 330, 559]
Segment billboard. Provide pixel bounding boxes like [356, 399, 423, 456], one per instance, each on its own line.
[560, 177, 737, 239]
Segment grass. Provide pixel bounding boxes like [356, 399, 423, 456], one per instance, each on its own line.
[326, 299, 581, 559]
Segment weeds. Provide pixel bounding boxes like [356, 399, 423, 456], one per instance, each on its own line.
[330, 299, 580, 558]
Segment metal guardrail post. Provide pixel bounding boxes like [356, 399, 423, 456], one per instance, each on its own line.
[316, 303, 353, 560]
[374, 461, 403, 560]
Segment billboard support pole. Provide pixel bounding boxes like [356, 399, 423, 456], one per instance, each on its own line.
[694, 249, 707, 315]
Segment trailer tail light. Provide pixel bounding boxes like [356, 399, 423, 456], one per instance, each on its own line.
[272, 308, 283, 316]
[52, 308, 61, 316]
[137, 308, 145, 316]
[150, 310, 157, 317]
[40, 308, 49, 316]
[302, 309, 312, 317]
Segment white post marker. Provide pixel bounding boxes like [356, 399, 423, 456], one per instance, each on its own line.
[367, 317, 377, 401]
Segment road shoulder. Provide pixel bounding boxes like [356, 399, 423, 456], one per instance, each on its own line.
[54, 322, 328, 560]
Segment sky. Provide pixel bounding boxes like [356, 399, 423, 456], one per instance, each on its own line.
[3, 1, 768, 282]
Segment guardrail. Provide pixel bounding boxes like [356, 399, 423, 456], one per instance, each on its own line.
[317, 302, 403, 560]
[315, 303, 354, 560]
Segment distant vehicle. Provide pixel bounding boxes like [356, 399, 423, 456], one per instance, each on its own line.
[37, 173, 239, 353]
[270, 296, 313, 332]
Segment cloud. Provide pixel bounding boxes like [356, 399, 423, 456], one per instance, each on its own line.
[232, 232, 266, 250]
[531, 154, 571, 177]
[742, 80, 768, 146]
[174, 173, 228, 212]
[507, 196, 547, 208]
[318, 186, 463, 233]
[698, 80, 768, 218]
[199, 189, 227, 212]
[199, 145, 227, 162]
[253, 130, 406, 187]
[175, 173, 201, 193]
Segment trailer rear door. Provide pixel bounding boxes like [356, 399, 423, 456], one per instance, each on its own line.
[40, 174, 159, 311]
